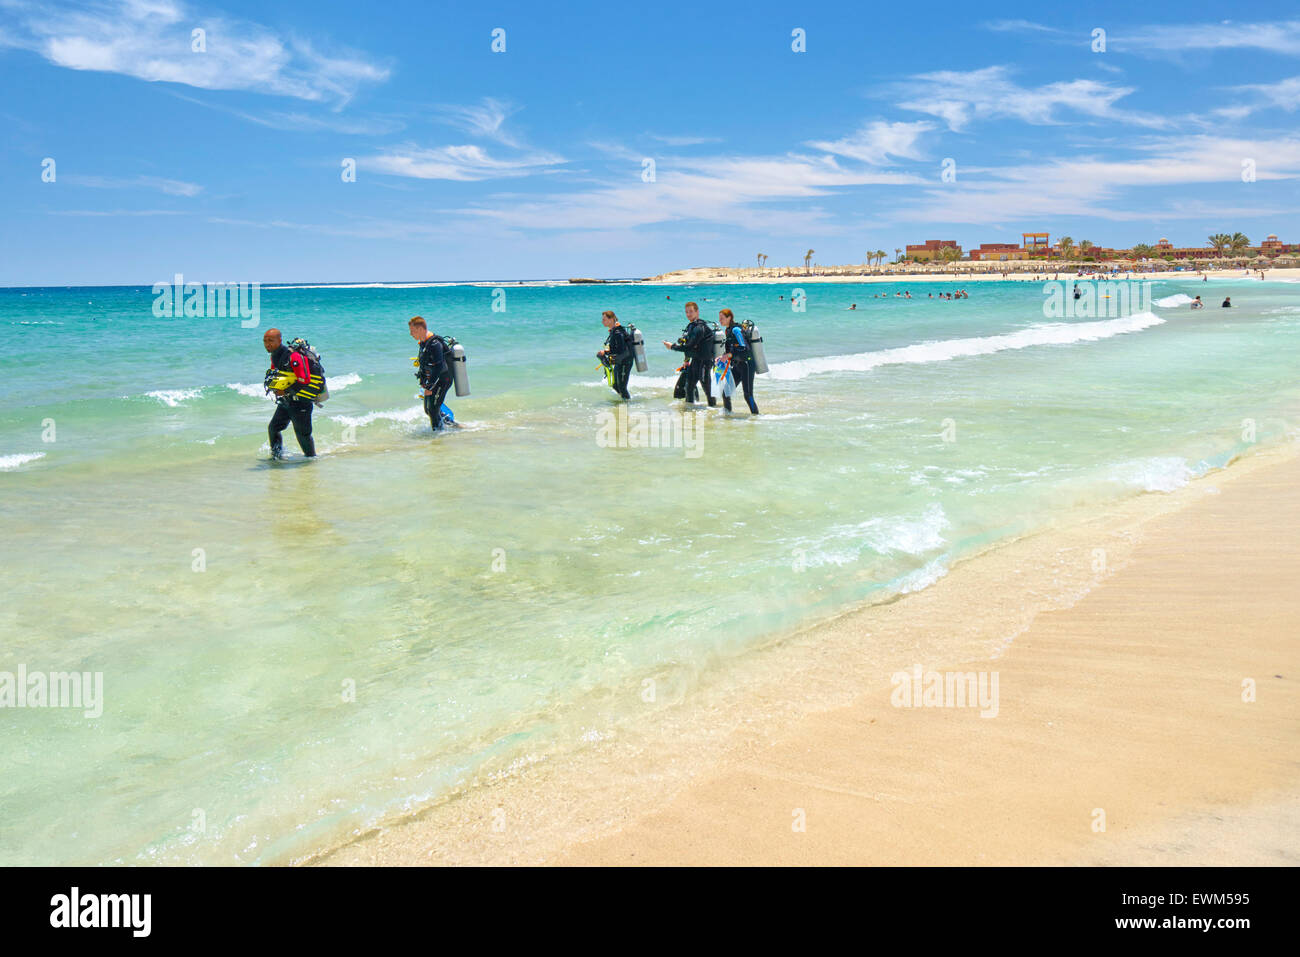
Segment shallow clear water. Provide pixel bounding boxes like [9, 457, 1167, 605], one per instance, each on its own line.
[1, 276, 1297, 864]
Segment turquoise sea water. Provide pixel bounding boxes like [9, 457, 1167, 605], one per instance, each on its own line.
[1, 276, 1297, 864]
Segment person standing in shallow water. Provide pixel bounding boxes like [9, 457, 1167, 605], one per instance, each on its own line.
[663, 301, 715, 406]
[718, 308, 758, 415]
[408, 316, 454, 431]
[596, 310, 634, 400]
[263, 327, 316, 458]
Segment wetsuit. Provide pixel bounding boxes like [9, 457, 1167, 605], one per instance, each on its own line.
[417, 333, 454, 430]
[721, 323, 759, 414]
[267, 344, 316, 457]
[669, 319, 715, 406]
[601, 324, 634, 399]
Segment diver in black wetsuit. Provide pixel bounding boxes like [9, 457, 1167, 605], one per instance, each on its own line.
[718, 308, 759, 414]
[597, 310, 634, 400]
[263, 327, 317, 458]
[408, 315, 453, 431]
[662, 301, 715, 406]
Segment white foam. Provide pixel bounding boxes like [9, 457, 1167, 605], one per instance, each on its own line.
[623, 313, 1165, 389]
[1109, 456, 1196, 493]
[767, 313, 1166, 381]
[225, 382, 271, 398]
[330, 405, 426, 428]
[1155, 293, 1196, 307]
[795, 503, 949, 568]
[0, 452, 45, 470]
[329, 373, 362, 391]
[145, 388, 204, 406]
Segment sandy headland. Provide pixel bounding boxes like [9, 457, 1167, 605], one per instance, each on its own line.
[314, 441, 1300, 867]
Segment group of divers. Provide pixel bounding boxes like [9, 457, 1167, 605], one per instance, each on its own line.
[259, 301, 767, 459]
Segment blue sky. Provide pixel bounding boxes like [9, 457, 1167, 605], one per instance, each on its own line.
[2, 0, 1298, 284]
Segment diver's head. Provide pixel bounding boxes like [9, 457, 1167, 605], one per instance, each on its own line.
[601, 310, 618, 329]
[684, 301, 699, 321]
[408, 315, 428, 341]
[263, 328, 282, 353]
[718, 308, 735, 327]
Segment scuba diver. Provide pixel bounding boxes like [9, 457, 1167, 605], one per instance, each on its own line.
[263, 327, 325, 459]
[662, 301, 715, 406]
[408, 316, 456, 431]
[596, 310, 634, 400]
[718, 309, 759, 415]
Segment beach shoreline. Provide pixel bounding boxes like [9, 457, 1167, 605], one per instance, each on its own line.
[634, 266, 1295, 286]
[312, 437, 1300, 867]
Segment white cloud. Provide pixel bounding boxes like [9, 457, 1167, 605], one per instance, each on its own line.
[646, 133, 722, 147]
[1228, 76, 1300, 114]
[0, 0, 389, 106]
[1118, 20, 1300, 56]
[897, 135, 1300, 225]
[891, 65, 1167, 131]
[434, 98, 520, 146]
[459, 153, 926, 232]
[807, 120, 932, 165]
[63, 173, 203, 196]
[361, 143, 566, 182]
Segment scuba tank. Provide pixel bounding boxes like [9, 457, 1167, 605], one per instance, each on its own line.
[628, 324, 648, 372]
[742, 320, 769, 374]
[447, 338, 470, 397]
[712, 325, 726, 360]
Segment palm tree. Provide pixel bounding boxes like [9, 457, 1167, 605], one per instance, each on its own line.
[804, 249, 815, 274]
[876, 249, 886, 271]
[895, 247, 902, 264]
[938, 245, 962, 266]
[1229, 232, 1251, 254]
[1208, 233, 1231, 256]
[1078, 239, 1094, 260]
[1057, 236, 1076, 261]
[1131, 243, 1155, 260]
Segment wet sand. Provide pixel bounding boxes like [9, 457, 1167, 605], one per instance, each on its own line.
[315, 443, 1300, 866]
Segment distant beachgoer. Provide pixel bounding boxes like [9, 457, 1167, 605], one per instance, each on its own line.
[1222, 297, 1232, 308]
[1191, 296, 1204, 309]
[849, 304, 857, 310]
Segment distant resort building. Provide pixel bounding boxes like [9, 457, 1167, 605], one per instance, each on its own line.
[905, 239, 961, 261]
[1022, 232, 1050, 255]
[969, 242, 1028, 262]
[905, 231, 1294, 263]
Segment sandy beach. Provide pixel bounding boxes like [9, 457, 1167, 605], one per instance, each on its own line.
[314, 439, 1300, 867]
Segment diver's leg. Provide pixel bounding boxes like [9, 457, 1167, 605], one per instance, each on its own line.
[699, 356, 716, 406]
[290, 400, 316, 456]
[268, 401, 291, 457]
[615, 358, 632, 400]
[742, 361, 759, 414]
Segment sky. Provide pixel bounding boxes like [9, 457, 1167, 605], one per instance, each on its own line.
[2, 0, 1298, 285]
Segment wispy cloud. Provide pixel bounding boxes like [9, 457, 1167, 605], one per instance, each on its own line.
[807, 120, 932, 165]
[1117, 20, 1300, 56]
[63, 173, 203, 196]
[434, 98, 521, 146]
[457, 152, 926, 233]
[891, 66, 1168, 131]
[0, 0, 389, 106]
[49, 208, 189, 216]
[167, 92, 406, 134]
[645, 133, 722, 147]
[361, 143, 566, 182]
[898, 135, 1300, 225]
[984, 20, 1064, 36]
[1226, 76, 1300, 114]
